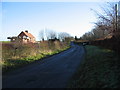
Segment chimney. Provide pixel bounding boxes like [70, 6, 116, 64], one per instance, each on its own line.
[25, 30, 28, 33]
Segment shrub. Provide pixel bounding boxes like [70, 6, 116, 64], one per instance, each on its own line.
[2, 41, 70, 72]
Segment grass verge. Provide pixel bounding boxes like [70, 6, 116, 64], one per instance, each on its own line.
[68, 45, 120, 88]
[2, 46, 70, 74]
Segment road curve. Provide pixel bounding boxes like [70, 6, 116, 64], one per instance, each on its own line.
[3, 43, 85, 88]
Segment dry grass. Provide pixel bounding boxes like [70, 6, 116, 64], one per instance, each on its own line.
[2, 41, 70, 73]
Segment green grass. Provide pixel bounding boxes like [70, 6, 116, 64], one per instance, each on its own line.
[68, 45, 120, 88]
[2, 46, 70, 74]
[1, 41, 10, 43]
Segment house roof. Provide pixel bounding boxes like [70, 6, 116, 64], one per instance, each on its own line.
[18, 31, 35, 38]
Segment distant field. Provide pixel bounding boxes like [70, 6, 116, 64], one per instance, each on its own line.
[68, 45, 120, 88]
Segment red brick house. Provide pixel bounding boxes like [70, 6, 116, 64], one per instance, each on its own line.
[7, 30, 36, 43]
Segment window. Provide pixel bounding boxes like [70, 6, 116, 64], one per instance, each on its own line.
[27, 37, 30, 39]
[19, 36, 21, 38]
[23, 36, 27, 39]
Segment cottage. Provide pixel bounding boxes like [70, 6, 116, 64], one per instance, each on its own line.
[7, 30, 36, 43]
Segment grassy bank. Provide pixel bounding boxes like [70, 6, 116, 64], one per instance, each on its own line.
[68, 45, 120, 88]
[2, 41, 70, 73]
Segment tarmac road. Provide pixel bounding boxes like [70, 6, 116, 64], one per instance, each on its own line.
[2, 42, 85, 88]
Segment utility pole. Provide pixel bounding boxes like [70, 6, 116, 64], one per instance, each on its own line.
[115, 4, 117, 32]
[118, 1, 120, 31]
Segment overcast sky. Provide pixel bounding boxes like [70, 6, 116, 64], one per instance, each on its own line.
[1, 1, 119, 41]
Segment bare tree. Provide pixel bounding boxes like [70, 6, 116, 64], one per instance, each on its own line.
[45, 29, 57, 40]
[58, 32, 71, 41]
[49, 30, 57, 39]
[82, 32, 94, 40]
[81, 2, 120, 41]
[92, 27, 105, 39]
[91, 2, 118, 35]
[39, 30, 45, 41]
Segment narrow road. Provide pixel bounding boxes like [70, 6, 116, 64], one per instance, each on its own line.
[3, 43, 85, 88]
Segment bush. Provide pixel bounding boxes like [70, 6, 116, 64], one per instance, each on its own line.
[2, 41, 70, 73]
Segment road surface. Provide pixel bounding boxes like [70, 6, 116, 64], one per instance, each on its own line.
[3, 43, 85, 88]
